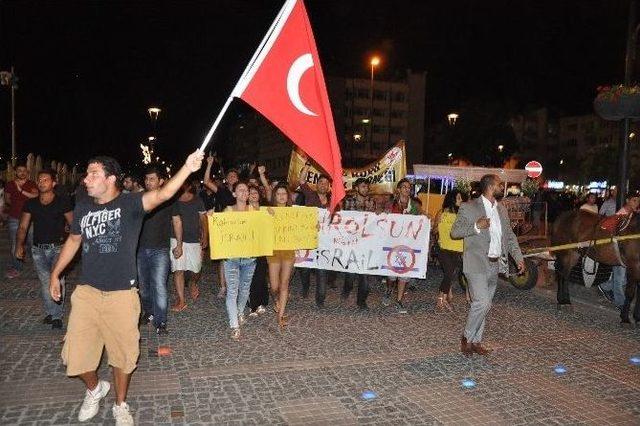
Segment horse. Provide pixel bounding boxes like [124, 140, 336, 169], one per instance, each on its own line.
[551, 209, 640, 324]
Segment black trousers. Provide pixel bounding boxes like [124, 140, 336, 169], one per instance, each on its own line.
[343, 273, 370, 307]
[299, 268, 328, 306]
[437, 249, 462, 293]
[249, 257, 269, 311]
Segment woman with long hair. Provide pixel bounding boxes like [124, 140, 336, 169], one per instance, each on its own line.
[247, 183, 270, 317]
[222, 181, 257, 340]
[267, 184, 296, 329]
[433, 189, 465, 311]
[384, 178, 421, 314]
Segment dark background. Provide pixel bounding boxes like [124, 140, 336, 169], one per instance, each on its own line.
[0, 0, 631, 168]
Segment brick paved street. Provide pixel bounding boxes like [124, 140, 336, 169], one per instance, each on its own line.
[1, 237, 640, 425]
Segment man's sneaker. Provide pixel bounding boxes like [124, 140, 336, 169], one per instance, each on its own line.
[396, 301, 408, 314]
[231, 328, 240, 340]
[52, 319, 63, 330]
[382, 291, 391, 307]
[256, 305, 266, 314]
[78, 380, 111, 422]
[156, 324, 168, 335]
[42, 315, 53, 325]
[238, 314, 246, 326]
[249, 311, 259, 318]
[597, 284, 614, 303]
[112, 402, 134, 426]
[138, 312, 150, 326]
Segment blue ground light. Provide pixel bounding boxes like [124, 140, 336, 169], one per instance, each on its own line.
[554, 364, 568, 375]
[629, 356, 640, 366]
[460, 378, 477, 389]
[361, 390, 378, 400]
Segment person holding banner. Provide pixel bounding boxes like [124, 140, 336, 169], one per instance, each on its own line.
[383, 178, 421, 314]
[204, 154, 237, 299]
[267, 184, 296, 328]
[223, 182, 258, 340]
[341, 178, 378, 310]
[297, 165, 331, 307]
[247, 183, 270, 317]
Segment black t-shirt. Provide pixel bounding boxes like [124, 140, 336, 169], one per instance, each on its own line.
[199, 189, 216, 211]
[23, 195, 73, 245]
[71, 192, 146, 291]
[139, 199, 173, 249]
[214, 186, 235, 212]
[171, 196, 206, 243]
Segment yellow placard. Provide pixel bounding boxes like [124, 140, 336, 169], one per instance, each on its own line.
[261, 206, 318, 250]
[208, 211, 274, 259]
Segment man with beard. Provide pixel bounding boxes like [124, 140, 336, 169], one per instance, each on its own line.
[15, 169, 72, 330]
[4, 160, 38, 278]
[451, 174, 524, 356]
[49, 151, 203, 425]
[341, 178, 379, 310]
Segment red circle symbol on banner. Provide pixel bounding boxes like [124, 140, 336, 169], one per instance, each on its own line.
[386, 245, 417, 275]
[525, 161, 543, 178]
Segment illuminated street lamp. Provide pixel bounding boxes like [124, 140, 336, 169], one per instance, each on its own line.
[447, 113, 459, 126]
[498, 144, 504, 152]
[368, 55, 381, 152]
[353, 133, 362, 142]
[148, 107, 161, 120]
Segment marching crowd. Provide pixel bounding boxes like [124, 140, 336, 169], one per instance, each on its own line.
[3, 149, 636, 425]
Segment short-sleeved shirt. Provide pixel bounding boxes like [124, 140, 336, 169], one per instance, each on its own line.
[71, 192, 146, 291]
[139, 199, 174, 249]
[5, 180, 37, 219]
[23, 195, 73, 245]
[171, 196, 206, 243]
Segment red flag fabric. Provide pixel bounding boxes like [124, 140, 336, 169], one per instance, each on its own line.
[234, 0, 345, 210]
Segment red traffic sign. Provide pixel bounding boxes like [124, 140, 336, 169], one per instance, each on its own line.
[525, 161, 543, 178]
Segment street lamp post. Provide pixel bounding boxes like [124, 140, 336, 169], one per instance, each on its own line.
[0, 67, 18, 161]
[369, 56, 380, 154]
[619, 0, 637, 208]
[147, 106, 161, 154]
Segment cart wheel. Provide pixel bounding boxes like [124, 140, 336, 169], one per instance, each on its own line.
[508, 258, 538, 290]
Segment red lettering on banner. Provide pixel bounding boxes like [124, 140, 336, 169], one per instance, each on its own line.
[344, 218, 359, 235]
[389, 220, 403, 238]
[405, 219, 424, 240]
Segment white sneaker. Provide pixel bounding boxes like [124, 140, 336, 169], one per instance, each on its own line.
[256, 305, 266, 314]
[112, 402, 134, 426]
[238, 314, 246, 326]
[78, 380, 111, 422]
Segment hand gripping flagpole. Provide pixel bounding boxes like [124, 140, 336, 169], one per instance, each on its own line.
[198, 0, 297, 152]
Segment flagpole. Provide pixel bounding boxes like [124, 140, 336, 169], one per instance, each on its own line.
[198, 0, 296, 152]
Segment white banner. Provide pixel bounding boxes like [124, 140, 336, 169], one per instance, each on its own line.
[295, 209, 430, 279]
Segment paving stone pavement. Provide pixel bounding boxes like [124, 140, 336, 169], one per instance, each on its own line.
[1, 237, 640, 425]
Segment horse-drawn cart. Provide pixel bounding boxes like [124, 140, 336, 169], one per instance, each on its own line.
[410, 164, 543, 290]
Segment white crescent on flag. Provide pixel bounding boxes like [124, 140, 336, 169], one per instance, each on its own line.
[287, 53, 317, 116]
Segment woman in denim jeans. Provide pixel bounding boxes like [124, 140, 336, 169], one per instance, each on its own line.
[223, 182, 257, 340]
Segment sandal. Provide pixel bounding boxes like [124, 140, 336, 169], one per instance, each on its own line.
[190, 284, 200, 301]
[170, 303, 188, 313]
[278, 315, 289, 329]
[436, 296, 453, 313]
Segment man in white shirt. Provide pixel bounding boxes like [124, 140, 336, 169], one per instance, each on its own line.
[599, 188, 617, 217]
[451, 174, 524, 356]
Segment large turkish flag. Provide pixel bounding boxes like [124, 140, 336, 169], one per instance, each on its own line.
[233, 0, 345, 210]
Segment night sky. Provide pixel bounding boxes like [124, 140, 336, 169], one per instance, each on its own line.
[0, 0, 631, 168]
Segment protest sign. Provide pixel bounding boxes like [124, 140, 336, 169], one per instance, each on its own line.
[208, 211, 274, 259]
[261, 206, 318, 250]
[295, 209, 430, 279]
[288, 141, 406, 195]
